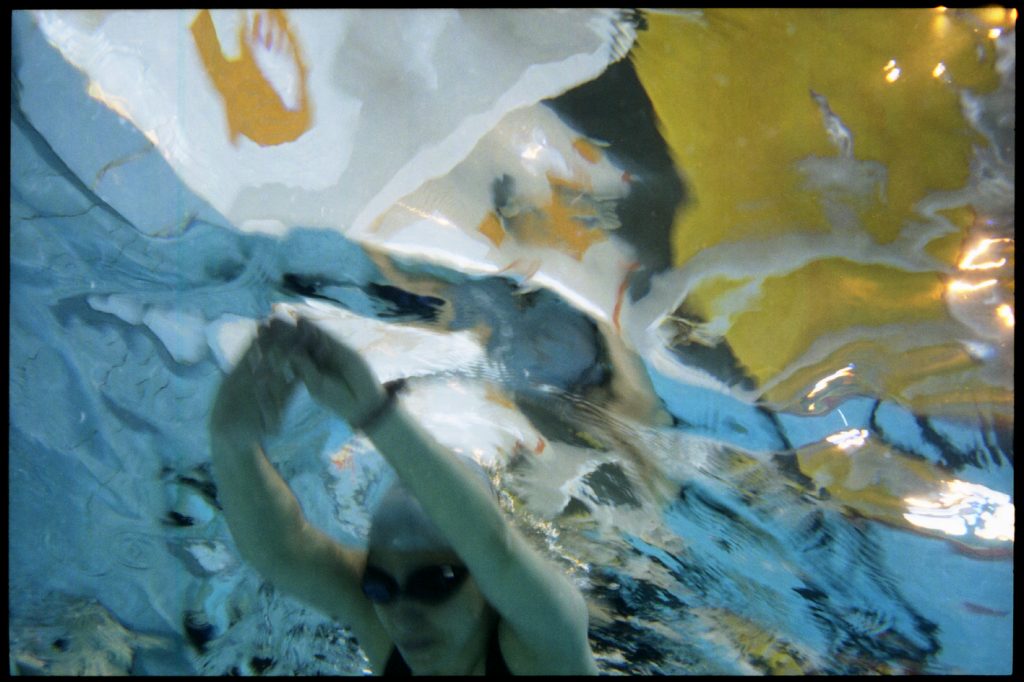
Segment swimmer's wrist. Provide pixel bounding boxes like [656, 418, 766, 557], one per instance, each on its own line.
[352, 379, 406, 434]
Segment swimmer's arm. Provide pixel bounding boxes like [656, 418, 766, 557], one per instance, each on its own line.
[209, 438, 394, 669]
[365, 405, 597, 675]
[208, 325, 393, 669]
[288, 318, 594, 673]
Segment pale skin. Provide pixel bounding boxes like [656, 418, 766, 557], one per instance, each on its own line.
[209, 316, 597, 675]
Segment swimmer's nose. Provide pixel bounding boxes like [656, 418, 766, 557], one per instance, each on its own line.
[388, 597, 431, 626]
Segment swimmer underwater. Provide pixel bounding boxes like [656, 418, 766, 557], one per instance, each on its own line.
[209, 315, 598, 675]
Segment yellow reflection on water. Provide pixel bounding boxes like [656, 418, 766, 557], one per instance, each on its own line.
[634, 9, 1011, 419]
[796, 432, 1014, 551]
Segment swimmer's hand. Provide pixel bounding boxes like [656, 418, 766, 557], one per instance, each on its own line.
[290, 317, 388, 428]
[211, 318, 301, 445]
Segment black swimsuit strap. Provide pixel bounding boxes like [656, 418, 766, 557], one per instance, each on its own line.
[382, 646, 412, 676]
[485, 622, 511, 676]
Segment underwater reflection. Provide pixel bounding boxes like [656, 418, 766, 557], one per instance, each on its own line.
[9, 7, 1013, 676]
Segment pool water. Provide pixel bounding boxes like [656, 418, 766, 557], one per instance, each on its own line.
[9, 9, 1013, 675]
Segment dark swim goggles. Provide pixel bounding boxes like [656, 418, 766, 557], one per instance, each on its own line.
[361, 564, 469, 605]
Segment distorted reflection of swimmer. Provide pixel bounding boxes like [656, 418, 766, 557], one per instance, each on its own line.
[209, 316, 597, 675]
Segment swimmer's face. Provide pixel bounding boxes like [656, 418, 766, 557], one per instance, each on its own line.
[365, 547, 492, 674]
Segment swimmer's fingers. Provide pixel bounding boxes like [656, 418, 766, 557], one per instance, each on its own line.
[291, 318, 386, 423]
[254, 356, 301, 436]
[216, 318, 301, 437]
[293, 318, 371, 382]
[260, 319, 306, 430]
[255, 316, 302, 367]
[289, 346, 360, 422]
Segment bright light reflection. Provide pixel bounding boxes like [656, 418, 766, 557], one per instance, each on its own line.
[948, 278, 998, 294]
[825, 428, 869, 450]
[932, 62, 947, 78]
[396, 201, 456, 229]
[904, 480, 1014, 542]
[86, 81, 162, 147]
[807, 365, 855, 399]
[980, 6, 1011, 24]
[87, 81, 133, 123]
[959, 238, 1011, 270]
[882, 59, 901, 83]
[988, 27, 1002, 39]
[521, 143, 544, 161]
[996, 304, 1015, 327]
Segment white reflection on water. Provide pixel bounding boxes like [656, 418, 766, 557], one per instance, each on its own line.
[903, 480, 1014, 542]
[825, 428, 870, 450]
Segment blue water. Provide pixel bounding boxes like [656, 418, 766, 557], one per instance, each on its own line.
[9, 10, 1013, 675]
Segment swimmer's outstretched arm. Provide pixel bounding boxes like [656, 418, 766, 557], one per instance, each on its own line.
[290, 317, 597, 675]
[208, 321, 393, 668]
